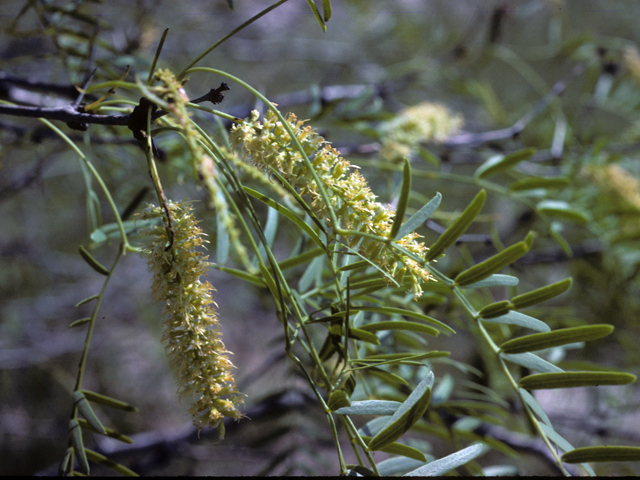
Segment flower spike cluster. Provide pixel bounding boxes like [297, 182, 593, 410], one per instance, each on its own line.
[378, 102, 463, 163]
[230, 108, 434, 298]
[139, 201, 243, 430]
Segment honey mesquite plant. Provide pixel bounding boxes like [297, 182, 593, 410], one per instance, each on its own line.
[2, 0, 640, 476]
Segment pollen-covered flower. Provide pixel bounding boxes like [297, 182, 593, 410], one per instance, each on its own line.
[379, 102, 463, 163]
[139, 201, 244, 431]
[229, 109, 434, 298]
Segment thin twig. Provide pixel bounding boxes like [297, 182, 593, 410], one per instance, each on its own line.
[443, 64, 586, 148]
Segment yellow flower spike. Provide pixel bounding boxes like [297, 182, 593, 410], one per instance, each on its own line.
[139, 201, 244, 431]
[230, 110, 435, 298]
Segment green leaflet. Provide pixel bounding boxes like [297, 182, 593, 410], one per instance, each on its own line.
[322, 0, 332, 22]
[216, 203, 229, 266]
[481, 311, 550, 332]
[501, 352, 564, 373]
[335, 400, 401, 416]
[478, 300, 512, 319]
[369, 367, 409, 386]
[329, 324, 381, 345]
[349, 306, 455, 334]
[404, 443, 489, 476]
[518, 388, 552, 427]
[519, 371, 637, 390]
[367, 371, 433, 451]
[360, 436, 427, 462]
[389, 158, 411, 240]
[277, 247, 324, 271]
[509, 176, 570, 191]
[454, 240, 530, 287]
[244, 186, 324, 248]
[474, 147, 535, 179]
[395, 192, 442, 240]
[359, 320, 439, 337]
[304, 0, 326, 32]
[74, 294, 99, 307]
[216, 266, 266, 287]
[377, 457, 428, 477]
[562, 446, 640, 463]
[69, 419, 90, 475]
[69, 317, 92, 328]
[77, 419, 133, 444]
[425, 189, 486, 262]
[328, 390, 351, 411]
[73, 391, 106, 435]
[511, 278, 572, 309]
[460, 274, 519, 289]
[59, 447, 73, 476]
[79, 245, 109, 275]
[84, 449, 138, 476]
[499, 324, 614, 354]
[81, 390, 138, 412]
[536, 200, 589, 224]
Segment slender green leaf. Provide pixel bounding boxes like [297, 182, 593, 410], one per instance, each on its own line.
[322, 0, 332, 22]
[59, 447, 73, 476]
[77, 419, 133, 444]
[299, 254, 324, 292]
[354, 352, 450, 366]
[329, 324, 381, 345]
[360, 437, 427, 462]
[501, 352, 563, 373]
[359, 320, 439, 337]
[244, 186, 324, 248]
[404, 443, 489, 476]
[277, 247, 324, 271]
[69, 317, 92, 328]
[69, 419, 90, 475]
[79, 246, 109, 275]
[328, 390, 351, 411]
[460, 274, 519, 289]
[367, 372, 434, 451]
[396, 192, 442, 240]
[499, 324, 614, 354]
[335, 400, 401, 416]
[478, 300, 512, 319]
[369, 367, 410, 386]
[360, 416, 395, 437]
[475, 147, 535, 179]
[304, 0, 326, 31]
[550, 222, 573, 257]
[349, 306, 455, 334]
[536, 200, 589, 224]
[481, 311, 550, 332]
[425, 189, 486, 261]
[378, 457, 428, 477]
[75, 294, 99, 307]
[519, 371, 637, 390]
[511, 278, 572, 309]
[509, 176, 570, 191]
[454, 241, 529, 287]
[389, 157, 411, 240]
[84, 449, 138, 476]
[216, 206, 229, 266]
[216, 266, 266, 287]
[518, 388, 552, 427]
[81, 390, 138, 412]
[73, 391, 106, 435]
[258, 263, 280, 301]
[539, 423, 575, 453]
[562, 446, 640, 463]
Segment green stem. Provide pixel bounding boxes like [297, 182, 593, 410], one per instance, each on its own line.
[177, 0, 292, 80]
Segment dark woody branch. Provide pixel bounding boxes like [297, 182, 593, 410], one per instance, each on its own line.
[0, 82, 231, 128]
